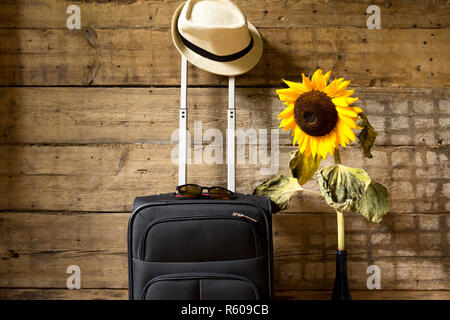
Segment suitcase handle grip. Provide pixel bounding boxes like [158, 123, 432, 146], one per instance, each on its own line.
[178, 56, 236, 191]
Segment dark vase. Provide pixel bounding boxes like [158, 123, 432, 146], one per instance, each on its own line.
[331, 249, 352, 300]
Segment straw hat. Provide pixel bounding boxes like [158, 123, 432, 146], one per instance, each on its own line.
[171, 0, 263, 76]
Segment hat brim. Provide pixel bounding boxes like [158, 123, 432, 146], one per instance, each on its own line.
[171, 2, 263, 77]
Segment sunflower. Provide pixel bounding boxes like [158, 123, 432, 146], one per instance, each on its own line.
[276, 69, 363, 160]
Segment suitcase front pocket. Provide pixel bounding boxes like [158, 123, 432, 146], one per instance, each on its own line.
[139, 216, 261, 262]
[141, 273, 259, 300]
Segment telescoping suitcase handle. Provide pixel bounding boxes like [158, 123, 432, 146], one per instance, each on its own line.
[178, 56, 236, 191]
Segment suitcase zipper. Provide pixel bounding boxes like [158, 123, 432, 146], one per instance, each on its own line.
[232, 211, 258, 222]
[139, 215, 261, 260]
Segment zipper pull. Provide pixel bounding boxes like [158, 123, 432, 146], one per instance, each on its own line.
[232, 212, 257, 223]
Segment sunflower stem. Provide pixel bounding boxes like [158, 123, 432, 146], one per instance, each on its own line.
[337, 210, 345, 250]
[334, 148, 341, 164]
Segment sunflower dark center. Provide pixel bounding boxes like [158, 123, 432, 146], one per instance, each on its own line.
[304, 111, 315, 123]
[294, 90, 338, 136]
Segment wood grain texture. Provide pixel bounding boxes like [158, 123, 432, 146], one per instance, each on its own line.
[275, 290, 450, 300]
[0, 28, 448, 86]
[0, 289, 129, 300]
[1, 87, 448, 146]
[1, 289, 449, 300]
[1, 144, 448, 212]
[0, 0, 449, 300]
[1, 0, 449, 29]
[0, 212, 448, 290]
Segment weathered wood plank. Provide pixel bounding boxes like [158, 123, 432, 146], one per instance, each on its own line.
[0, 144, 448, 212]
[275, 290, 450, 300]
[1, 87, 448, 146]
[1, 0, 449, 29]
[1, 212, 448, 258]
[1, 288, 449, 300]
[0, 289, 129, 300]
[0, 28, 448, 86]
[0, 212, 129, 253]
[0, 212, 448, 290]
[0, 251, 127, 289]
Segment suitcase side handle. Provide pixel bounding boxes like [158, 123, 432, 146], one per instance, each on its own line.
[178, 56, 236, 191]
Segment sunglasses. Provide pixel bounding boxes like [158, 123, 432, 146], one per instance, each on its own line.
[175, 184, 233, 200]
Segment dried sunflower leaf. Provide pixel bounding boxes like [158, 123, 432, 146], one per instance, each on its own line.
[253, 175, 303, 212]
[358, 113, 378, 159]
[351, 181, 390, 224]
[289, 150, 322, 185]
[317, 164, 371, 212]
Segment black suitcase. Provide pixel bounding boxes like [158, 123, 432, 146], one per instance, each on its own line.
[128, 193, 273, 300]
[127, 57, 274, 300]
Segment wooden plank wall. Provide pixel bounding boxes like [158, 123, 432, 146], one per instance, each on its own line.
[0, 0, 449, 300]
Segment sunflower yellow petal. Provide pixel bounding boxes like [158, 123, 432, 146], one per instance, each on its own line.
[327, 134, 337, 158]
[332, 97, 351, 107]
[284, 121, 297, 132]
[339, 120, 356, 142]
[311, 69, 324, 90]
[331, 80, 351, 97]
[285, 116, 299, 131]
[333, 78, 345, 88]
[278, 110, 294, 120]
[310, 135, 319, 158]
[282, 79, 308, 94]
[335, 127, 349, 147]
[334, 130, 343, 147]
[277, 103, 294, 119]
[328, 131, 337, 150]
[323, 71, 331, 84]
[277, 95, 296, 104]
[334, 89, 355, 98]
[304, 138, 312, 157]
[319, 136, 328, 159]
[316, 137, 324, 158]
[336, 106, 358, 118]
[301, 73, 312, 91]
[331, 97, 347, 106]
[345, 97, 358, 105]
[333, 96, 358, 106]
[352, 106, 363, 113]
[279, 115, 294, 128]
[321, 71, 332, 91]
[299, 135, 310, 155]
[338, 114, 358, 129]
[316, 137, 323, 159]
[323, 78, 338, 96]
[296, 129, 305, 146]
[276, 88, 301, 100]
[323, 132, 333, 149]
[337, 80, 350, 91]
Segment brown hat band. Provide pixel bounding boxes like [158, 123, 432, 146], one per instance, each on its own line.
[177, 27, 254, 62]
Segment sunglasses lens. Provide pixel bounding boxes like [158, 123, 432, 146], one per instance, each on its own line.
[209, 187, 232, 200]
[178, 185, 202, 198]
